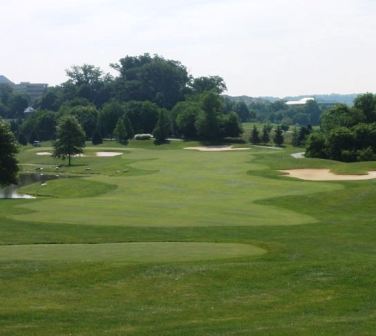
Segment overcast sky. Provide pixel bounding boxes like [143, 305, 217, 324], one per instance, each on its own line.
[1, 0, 375, 97]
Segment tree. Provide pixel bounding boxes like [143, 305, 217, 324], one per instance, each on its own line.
[153, 109, 171, 143]
[273, 126, 284, 146]
[188, 76, 227, 95]
[354, 93, 376, 123]
[250, 125, 261, 144]
[114, 118, 129, 145]
[91, 124, 103, 145]
[112, 54, 189, 109]
[123, 114, 134, 140]
[195, 92, 222, 141]
[68, 105, 98, 139]
[174, 101, 201, 138]
[54, 116, 86, 166]
[305, 132, 327, 158]
[291, 127, 300, 147]
[0, 120, 19, 186]
[99, 100, 126, 137]
[222, 112, 243, 138]
[233, 102, 251, 122]
[261, 125, 270, 144]
[123, 101, 159, 134]
[64, 64, 112, 107]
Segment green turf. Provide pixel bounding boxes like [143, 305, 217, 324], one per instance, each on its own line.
[1, 140, 376, 335]
[0, 242, 265, 262]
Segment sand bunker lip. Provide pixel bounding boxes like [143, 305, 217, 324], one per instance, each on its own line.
[96, 152, 123, 157]
[36, 152, 52, 156]
[184, 146, 250, 152]
[280, 169, 376, 181]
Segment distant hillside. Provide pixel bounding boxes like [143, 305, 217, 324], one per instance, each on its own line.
[226, 93, 361, 106]
[0, 75, 14, 86]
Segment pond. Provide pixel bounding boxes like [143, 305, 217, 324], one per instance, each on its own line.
[0, 173, 59, 199]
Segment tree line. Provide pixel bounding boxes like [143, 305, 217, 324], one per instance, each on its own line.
[2, 54, 244, 144]
[306, 93, 376, 161]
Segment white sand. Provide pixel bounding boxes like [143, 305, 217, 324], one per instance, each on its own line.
[291, 152, 305, 159]
[253, 145, 283, 150]
[280, 169, 376, 181]
[184, 146, 250, 152]
[36, 152, 52, 156]
[96, 152, 123, 157]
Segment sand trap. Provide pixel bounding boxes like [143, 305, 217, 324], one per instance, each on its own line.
[184, 146, 250, 152]
[96, 152, 123, 157]
[253, 145, 283, 150]
[291, 152, 305, 159]
[280, 169, 376, 181]
[36, 152, 52, 156]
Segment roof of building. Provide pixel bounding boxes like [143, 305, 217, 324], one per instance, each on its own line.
[285, 97, 315, 106]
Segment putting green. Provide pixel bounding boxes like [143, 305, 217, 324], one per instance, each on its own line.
[0, 242, 266, 263]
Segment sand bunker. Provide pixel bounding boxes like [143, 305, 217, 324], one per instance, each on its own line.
[291, 152, 305, 159]
[280, 169, 376, 181]
[36, 152, 52, 156]
[184, 146, 250, 152]
[96, 152, 123, 157]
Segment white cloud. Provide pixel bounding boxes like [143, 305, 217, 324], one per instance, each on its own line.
[1, 0, 375, 96]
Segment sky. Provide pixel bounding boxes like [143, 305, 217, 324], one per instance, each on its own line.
[1, 0, 376, 97]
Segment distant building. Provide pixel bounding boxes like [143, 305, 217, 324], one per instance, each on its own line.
[285, 97, 315, 106]
[0, 74, 48, 102]
[24, 106, 36, 114]
[14, 82, 48, 102]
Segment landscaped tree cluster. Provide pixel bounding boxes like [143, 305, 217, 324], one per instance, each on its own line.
[7, 54, 242, 145]
[306, 93, 376, 161]
[249, 124, 284, 146]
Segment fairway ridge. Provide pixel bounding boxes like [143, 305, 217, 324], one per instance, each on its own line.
[0, 242, 266, 263]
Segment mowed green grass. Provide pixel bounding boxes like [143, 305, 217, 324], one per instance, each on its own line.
[0, 242, 265, 262]
[1, 140, 376, 335]
[11, 145, 340, 227]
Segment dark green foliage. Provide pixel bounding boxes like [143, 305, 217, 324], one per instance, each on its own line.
[233, 101, 252, 122]
[123, 113, 134, 140]
[354, 92, 376, 122]
[153, 109, 171, 143]
[91, 126, 103, 145]
[8, 94, 29, 119]
[63, 64, 112, 107]
[195, 92, 222, 141]
[305, 132, 327, 158]
[123, 101, 159, 134]
[174, 101, 201, 138]
[68, 105, 98, 139]
[261, 125, 270, 144]
[250, 125, 261, 144]
[19, 110, 57, 143]
[99, 100, 126, 137]
[306, 94, 376, 161]
[54, 116, 86, 166]
[273, 126, 284, 146]
[114, 118, 129, 145]
[222, 112, 243, 138]
[291, 127, 300, 147]
[0, 119, 19, 186]
[188, 76, 227, 95]
[112, 54, 189, 109]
